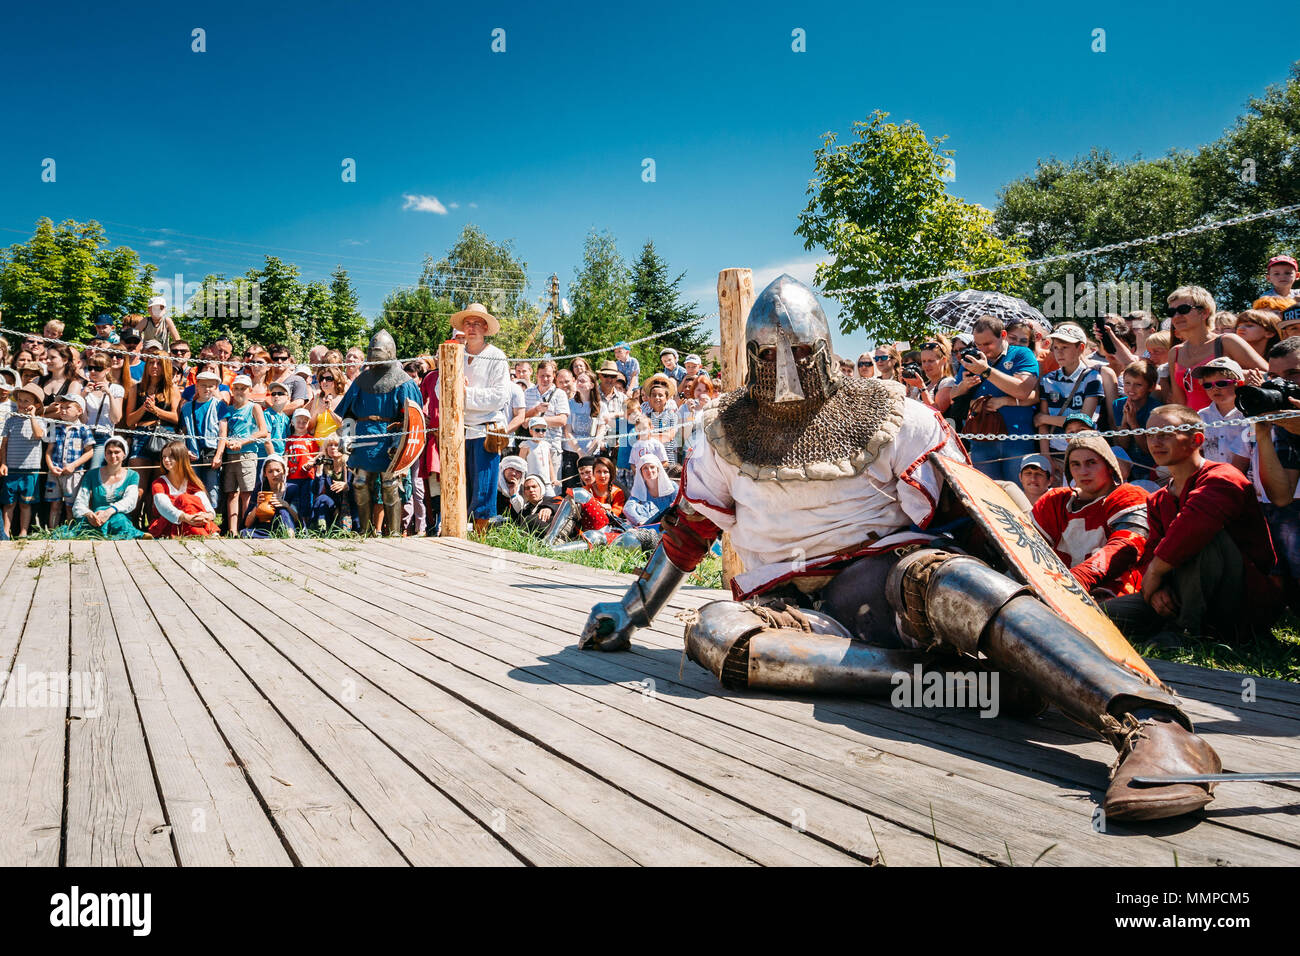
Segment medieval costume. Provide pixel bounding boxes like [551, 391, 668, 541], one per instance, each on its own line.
[580, 275, 1222, 823]
[336, 330, 423, 535]
[55, 465, 144, 540]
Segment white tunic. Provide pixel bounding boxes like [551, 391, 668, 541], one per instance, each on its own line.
[682, 394, 967, 596]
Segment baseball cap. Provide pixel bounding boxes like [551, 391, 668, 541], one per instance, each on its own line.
[952, 331, 974, 346]
[195, 370, 221, 383]
[56, 393, 86, 411]
[614, 341, 630, 350]
[1281, 304, 1300, 328]
[231, 375, 252, 388]
[1192, 357, 1244, 379]
[148, 295, 168, 309]
[527, 415, 548, 430]
[684, 354, 702, 365]
[1267, 255, 1298, 272]
[120, 329, 142, 343]
[266, 380, 289, 393]
[1048, 323, 1088, 344]
[1019, 454, 1052, 474]
[660, 347, 679, 358]
[143, 339, 164, 352]
[93, 314, 116, 327]
[1063, 412, 1097, 430]
[0, 371, 14, 390]
[292, 407, 312, 420]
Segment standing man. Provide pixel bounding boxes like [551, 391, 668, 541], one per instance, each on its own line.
[523, 360, 570, 471]
[337, 330, 424, 536]
[950, 315, 1040, 482]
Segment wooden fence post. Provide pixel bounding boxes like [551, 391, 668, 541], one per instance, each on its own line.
[716, 268, 755, 589]
[438, 341, 467, 539]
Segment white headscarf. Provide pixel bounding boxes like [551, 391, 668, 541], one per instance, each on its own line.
[630, 454, 677, 503]
[498, 455, 528, 498]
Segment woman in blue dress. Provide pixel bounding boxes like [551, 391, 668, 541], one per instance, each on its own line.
[55, 436, 146, 539]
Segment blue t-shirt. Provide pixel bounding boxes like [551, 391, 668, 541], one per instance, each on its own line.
[219, 402, 259, 451]
[128, 360, 144, 383]
[953, 344, 1040, 435]
[1112, 395, 1160, 473]
[262, 409, 290, 460]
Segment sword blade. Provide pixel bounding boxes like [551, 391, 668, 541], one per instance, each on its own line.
[1132, 772, 1300, 785]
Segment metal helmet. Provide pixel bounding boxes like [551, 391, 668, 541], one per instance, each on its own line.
[745, 274, 838, 404]
[367, 329, 398, 364]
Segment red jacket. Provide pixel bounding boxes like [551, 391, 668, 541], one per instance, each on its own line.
[1032, 483, 1149, 595]
[1142, 460, 1280, 621]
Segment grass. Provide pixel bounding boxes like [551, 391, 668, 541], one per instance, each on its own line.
[1137, 612, 1300, 684]
[476, 521, 723, 589]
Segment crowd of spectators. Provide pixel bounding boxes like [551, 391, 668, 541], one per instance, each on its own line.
[5, 255, 1300, 647]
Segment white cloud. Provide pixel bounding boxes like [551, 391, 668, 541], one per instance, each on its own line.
[402, 194, 448, 215]
[341, 238, 368, 247]
[147, 239, 167, 247]
[468, 202, 478, 209]
[449, 202, 459, 209]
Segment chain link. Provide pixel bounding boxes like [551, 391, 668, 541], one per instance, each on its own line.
[956, 408, 1300, 441]
[831, 203, 1300, 296]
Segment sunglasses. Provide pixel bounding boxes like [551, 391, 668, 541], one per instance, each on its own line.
[320, 376, 335, 383]
[272, 355, 290, 362]
[873, 356, 891, 364]
[857, 361, 872, 368]
[1168, 304, 1200, 316]
[920, 341, 943, 351]
[1201, 379, 1240, 389]
[170, 350, 189, 356]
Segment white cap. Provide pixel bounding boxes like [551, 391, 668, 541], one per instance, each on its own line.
[143, 339, 165, 351]
[292, 408, 312, 420]
[1048, 323, 1088, 344]
[684, 354, 702, 365]
[231, 374, 253, 388]
[148, 296, 167, 309]
[527, 415, 548, 430]
[57, 393, 86, 411]
[295, 364, 312, 377]
[195, 370, 221, 383]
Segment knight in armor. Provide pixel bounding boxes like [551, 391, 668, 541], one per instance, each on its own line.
[336, 330, 423, 535]
[581, 275, 1222, 823]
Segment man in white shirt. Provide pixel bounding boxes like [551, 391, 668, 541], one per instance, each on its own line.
[523, 360, 569, 460]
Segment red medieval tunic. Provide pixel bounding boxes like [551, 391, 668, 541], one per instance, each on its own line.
[1031, 483, 1149, 596]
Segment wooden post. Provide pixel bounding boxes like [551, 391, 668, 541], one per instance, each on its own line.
[438, 341, 467, 539]
[716, 269, 755, 589]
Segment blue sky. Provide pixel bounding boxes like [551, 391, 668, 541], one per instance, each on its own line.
[2, 1, 1294, 358]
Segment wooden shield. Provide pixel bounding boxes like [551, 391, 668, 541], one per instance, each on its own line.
[384, 398, 428, 476]
[932, 454, 1163, 688]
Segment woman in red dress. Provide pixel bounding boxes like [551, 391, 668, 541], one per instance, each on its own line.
[148, 440, 219, 537]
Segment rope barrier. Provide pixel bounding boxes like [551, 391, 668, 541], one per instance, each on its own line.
[0, 316, 713, 370]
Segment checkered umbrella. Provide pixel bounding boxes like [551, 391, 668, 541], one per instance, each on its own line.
[923, 290, 1050, 336]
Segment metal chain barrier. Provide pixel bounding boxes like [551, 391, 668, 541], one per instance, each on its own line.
[956, 408, 1300, 441]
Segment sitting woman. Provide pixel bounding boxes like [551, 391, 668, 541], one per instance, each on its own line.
[588, 455, 626, 517]
[55, 436, 145, 539]
[241, 455, 299, 537]
[495, 454, 529, 517]
[623, 454, 678, 527]
[310, 437, 355, 531]
[510, 473, 563, 534]
[148, 440, 219, 538]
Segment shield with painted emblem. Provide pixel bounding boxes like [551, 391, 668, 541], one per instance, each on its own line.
[931, 454, 1164, 689]
[384, 398, 428, 476]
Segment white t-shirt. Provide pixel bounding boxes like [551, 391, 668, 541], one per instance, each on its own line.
[82, 383, 124, 432]
[524, 384, 570, 456]
[1198, 404, 1247, 465]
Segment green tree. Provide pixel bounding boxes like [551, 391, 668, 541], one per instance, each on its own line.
[0, 218, 155, 342]
[796, 111, 1029, 343]
[560, 229, 649, 364]
[243, 256, 308, 356]
[429, 223, 529, 315]
[323, 266, 366, 349]
[628, 240, 713, 359]
[374, 255, 456, 359]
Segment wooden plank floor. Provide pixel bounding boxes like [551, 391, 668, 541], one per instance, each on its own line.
[2, 536, 1298, 867]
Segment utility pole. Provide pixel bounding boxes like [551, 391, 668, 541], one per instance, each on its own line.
[549, 274, 561, 351]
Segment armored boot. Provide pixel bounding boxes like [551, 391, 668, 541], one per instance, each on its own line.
[887, 549, 1221, 821]
[381, 474, 403, 538]
[685, 600, 930, 693]
[352, 470, 376, 536]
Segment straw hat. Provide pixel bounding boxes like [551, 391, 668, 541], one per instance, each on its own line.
[449, 303, 500, 336]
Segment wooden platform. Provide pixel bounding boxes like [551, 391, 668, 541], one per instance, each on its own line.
[1, 535, 1298, 867]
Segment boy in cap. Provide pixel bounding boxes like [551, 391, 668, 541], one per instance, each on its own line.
[93, 313, 121, 345]
[261, 381, 292, 460]
[1193, 357, 1249, 468]
[612, 342, 640, 391]
[1280, 303, 1300, 342]
[1264, 255, 1298, 301]
[659, 346, 685, 384]
[1017, 453, 1054, 506]
[1032, 433, 1151, 599]
[0, 384, 48, 537]
[180, 369, 228, 506]
[1036, 323, 1104, 469]
[43, 394, 96, 528]
[213, 375, 269, 534]
[682, 354, 703, 379]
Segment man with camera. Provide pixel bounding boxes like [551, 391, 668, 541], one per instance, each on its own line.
[1105, 405, 1281, 646]
[1238, 336, 1300, 606]
[950, 315, 1040, 481]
